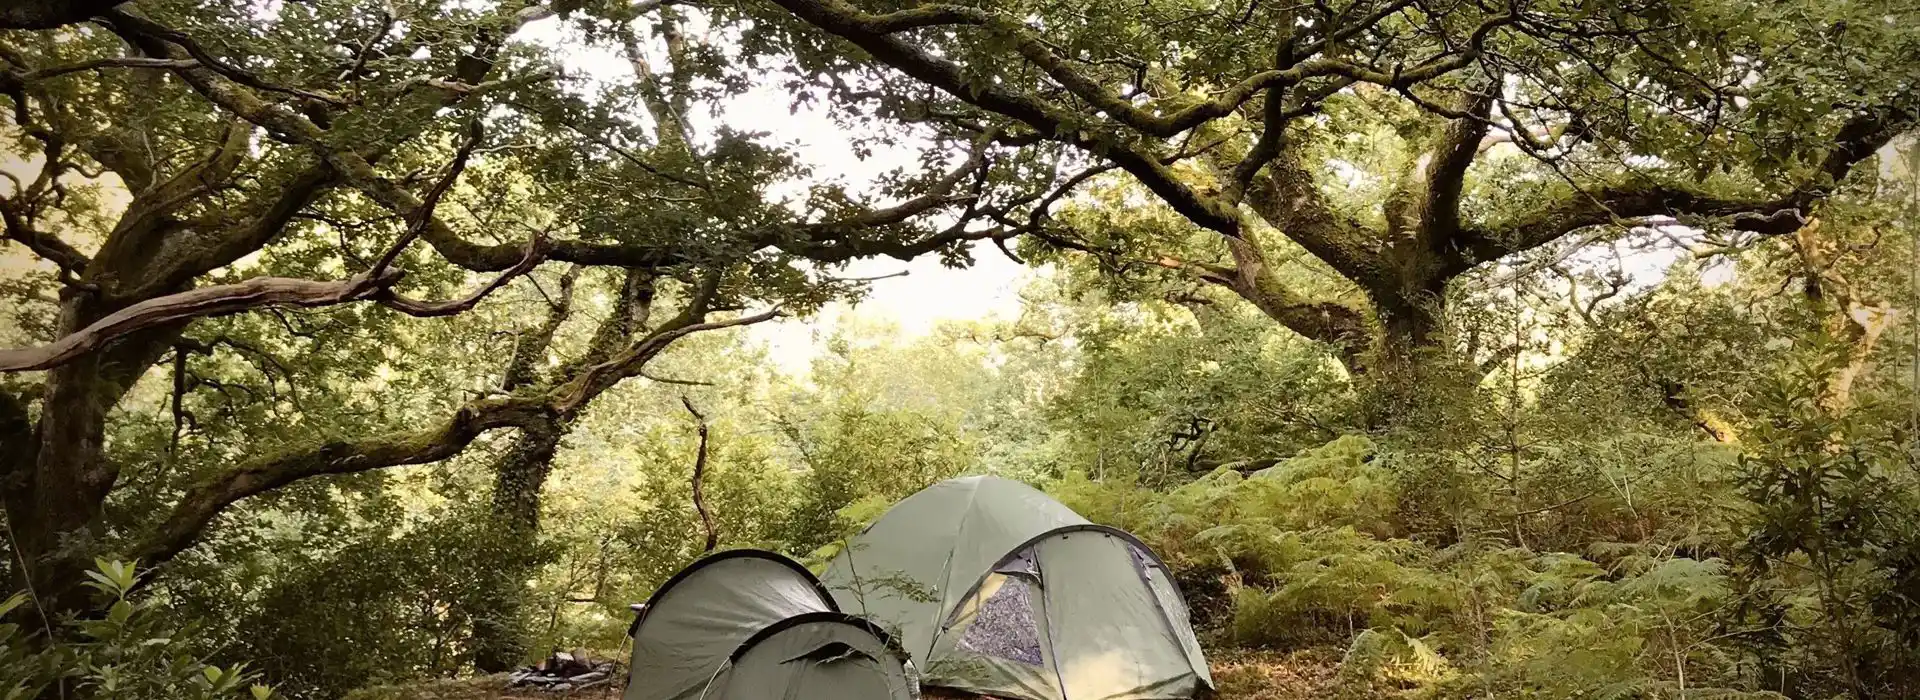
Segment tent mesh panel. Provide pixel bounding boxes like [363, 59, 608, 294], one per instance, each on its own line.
[955, 574, 1043, 666]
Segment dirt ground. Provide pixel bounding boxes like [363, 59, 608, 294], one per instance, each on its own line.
[352, 649, 1344, 700]
[1208, 649, 1346, 699]
[344, 676, 621, 700]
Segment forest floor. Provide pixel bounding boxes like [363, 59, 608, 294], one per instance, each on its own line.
[1207, 649, 1345, 699]
[347, 648, 1344, 700]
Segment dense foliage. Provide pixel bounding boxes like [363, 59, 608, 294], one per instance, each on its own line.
[4, 0, 1920, 698]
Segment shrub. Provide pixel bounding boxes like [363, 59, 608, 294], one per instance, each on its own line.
[2, 559, 275, 700]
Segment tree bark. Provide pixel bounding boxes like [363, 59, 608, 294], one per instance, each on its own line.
[0, 2, 545, 624]
[468, 269, 645, 672]
[3, 282, 188, 617]
[0, 0, 127, 29]
[470, 269, 582, 673]
[471, 421, 566, 673]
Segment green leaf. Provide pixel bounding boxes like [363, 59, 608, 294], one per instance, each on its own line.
[0, 592, 28, 618]
[106, 600, 133, 626]
[82, 570, 119, 596]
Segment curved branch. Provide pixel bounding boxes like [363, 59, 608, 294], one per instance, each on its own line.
[368, 119, 486, 276]
[767, 0, 1240, 235]
[132, 289, 778, 567]
[1, 205, 90, 274]
[781, 129, 1000, 244]
[100, 9, 348, 106]
[848, 1, 1501, 139]
[1458, 106, 1915, 265]
[133, 394, 552, 565]
[1156, 236, 1372, 371]
[551, 306, 781, 414]
[0, 269, 402, 372]
[0, 237, 543, 372]
[375, 237, 548, 317]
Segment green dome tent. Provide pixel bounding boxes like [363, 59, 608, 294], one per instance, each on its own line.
[821, 476, 1212, 700]
[625, 549, 918, 700]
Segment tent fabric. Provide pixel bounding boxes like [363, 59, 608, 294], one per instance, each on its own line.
[822, 476, 1212, 700]
[1035, 532, 1209, 700]
[822, 475, 1087, 662]
[715, 614, 916, 700]
[626, 550, 915, 700]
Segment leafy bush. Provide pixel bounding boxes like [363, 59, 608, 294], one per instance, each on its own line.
[229, 511, 505, 699]
[2, 559, 275, 700]
[1727, 351, 1920, 698]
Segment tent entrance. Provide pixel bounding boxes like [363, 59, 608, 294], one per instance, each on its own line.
[926, 527, 1210, 700]
[821, 477, 1211, 700]
[928, 550, 1058, 700]
[710, 613, 916, 700]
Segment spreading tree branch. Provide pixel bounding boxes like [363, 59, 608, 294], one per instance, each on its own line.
[100, 9, 348, 106]
[0, 238, 545, 372]
[1458, 107, 1915, 265]
[767, 0, 1241, 235]
[133, 290, 778, 566]
[133, 393, 553, 565]
[1415, 86, 1496, 246]
[1243, 150, 1386, 288]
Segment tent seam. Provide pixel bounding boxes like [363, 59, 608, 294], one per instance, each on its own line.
[926, 478, 980, 660]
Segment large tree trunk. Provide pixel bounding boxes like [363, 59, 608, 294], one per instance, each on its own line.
[470, 422, 567, 673]
[3, 289, 180, 620]
[1357, 282, 1470, 429]
[1373, 287, 1446, 369]
[468, 269, 643, 672]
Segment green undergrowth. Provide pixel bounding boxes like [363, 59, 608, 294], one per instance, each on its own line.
[1047, 436, 1785, 699]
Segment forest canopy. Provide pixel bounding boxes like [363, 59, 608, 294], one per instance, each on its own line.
[2, 0, 1918, 698]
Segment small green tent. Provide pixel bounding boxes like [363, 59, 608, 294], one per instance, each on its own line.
[625, 549, 918, 700]
[822, 476, 1211, 700]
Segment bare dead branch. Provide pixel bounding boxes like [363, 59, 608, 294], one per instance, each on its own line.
[681, 396, 718, 553]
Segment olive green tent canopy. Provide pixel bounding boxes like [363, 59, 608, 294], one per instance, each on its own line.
[821, 476, 1212, 700]
[625, 549, 917, 700]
